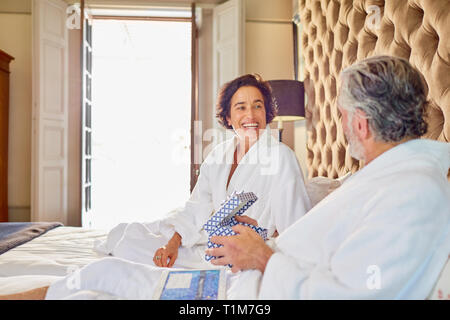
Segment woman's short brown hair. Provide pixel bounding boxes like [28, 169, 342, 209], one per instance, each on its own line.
[215, 74, 278, 129]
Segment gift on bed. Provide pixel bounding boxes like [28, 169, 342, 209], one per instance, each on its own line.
[203, 191, 268, 264]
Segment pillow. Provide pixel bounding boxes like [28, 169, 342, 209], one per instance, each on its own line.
[305, 172, 351, 207]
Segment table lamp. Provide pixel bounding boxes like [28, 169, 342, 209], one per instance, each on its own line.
[268, 80, 306, 142]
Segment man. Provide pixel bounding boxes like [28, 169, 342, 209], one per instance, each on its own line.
[207, 55, 450, 299]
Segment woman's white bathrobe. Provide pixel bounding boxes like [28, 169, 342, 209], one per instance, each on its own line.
[46, 139, 450, 300]
[94, 127, 311, 269]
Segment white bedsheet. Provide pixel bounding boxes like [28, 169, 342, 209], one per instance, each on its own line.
[0, 226, 108, 295]
[0, 226, 262, 299]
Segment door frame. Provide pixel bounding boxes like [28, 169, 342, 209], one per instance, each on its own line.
[79, 2, 199, 226]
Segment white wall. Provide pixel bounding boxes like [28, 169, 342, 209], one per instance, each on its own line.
[0, 0, 82, 224]
[0, 10, 32, 221]
[244, 1, 295, 154]
[244, 0, 307, 177]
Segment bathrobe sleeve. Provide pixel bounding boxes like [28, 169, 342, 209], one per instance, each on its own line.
[163, 159, 215, 248]
[259, 176, 450, 299]
[268, 145, 311, 234]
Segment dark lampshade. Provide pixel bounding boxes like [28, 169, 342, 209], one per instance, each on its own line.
[268, 80, 305, 122]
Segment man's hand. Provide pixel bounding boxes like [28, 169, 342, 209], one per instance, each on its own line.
[205, 225, 274, 273]
[153, 232, 181, 267]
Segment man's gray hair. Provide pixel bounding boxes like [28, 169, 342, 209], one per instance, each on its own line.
[338, 55, 428, 142]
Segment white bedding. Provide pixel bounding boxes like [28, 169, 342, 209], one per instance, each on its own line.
[0, 225, 259, 299]
[0, 177, 350, 298]
[0, 226, 108, 295]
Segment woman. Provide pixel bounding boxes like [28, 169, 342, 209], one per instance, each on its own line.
[93, 74, 312, 269]
[0, 74, 311, 300]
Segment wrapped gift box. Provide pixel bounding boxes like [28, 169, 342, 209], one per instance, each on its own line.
[203, 191, 268, 263]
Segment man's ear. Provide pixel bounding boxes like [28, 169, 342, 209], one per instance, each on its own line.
[226, 116, 231, 127]
[355, 109, 371, 140]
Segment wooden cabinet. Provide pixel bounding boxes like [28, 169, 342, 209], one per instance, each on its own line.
[0, 50, 14, 222]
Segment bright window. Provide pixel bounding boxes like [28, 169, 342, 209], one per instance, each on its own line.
[90, 19, 191, 230]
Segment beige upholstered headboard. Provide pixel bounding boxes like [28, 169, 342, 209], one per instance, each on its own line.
[297, 0, 450, 179]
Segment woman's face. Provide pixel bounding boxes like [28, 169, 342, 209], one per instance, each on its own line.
[226, 86, 267, 142]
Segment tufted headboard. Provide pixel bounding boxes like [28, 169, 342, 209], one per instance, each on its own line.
[297, 0, 450, 179]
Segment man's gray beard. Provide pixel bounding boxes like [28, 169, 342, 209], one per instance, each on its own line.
[346, 116, 365, 162]
[348, 136, 365, 161]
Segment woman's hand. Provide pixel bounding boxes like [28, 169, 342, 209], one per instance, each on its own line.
[236, 215, 278, 237]
[153, 232, 182, 267]
[234, 215, 258, 227]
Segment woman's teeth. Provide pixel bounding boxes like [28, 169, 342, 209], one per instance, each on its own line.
[242, 123, 258, 128]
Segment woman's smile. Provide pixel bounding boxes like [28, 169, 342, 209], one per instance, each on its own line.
[227, 85, 267, 141]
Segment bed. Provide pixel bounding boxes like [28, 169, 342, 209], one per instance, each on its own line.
[0, 173, 448, 300]
[0, 222, 448, 299]
[0, 176, 346, 298]
[0, 225, 108, 295]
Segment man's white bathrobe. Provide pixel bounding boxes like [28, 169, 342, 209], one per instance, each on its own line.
[94, 127, 311, 268]
[46, 139, 450, 300]
[258, 138, 450, 299]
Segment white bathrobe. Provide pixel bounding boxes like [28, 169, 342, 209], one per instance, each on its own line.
[258, 138, 450, 299]
[47, 139, 449, 300]
[94, 127, 311, 268]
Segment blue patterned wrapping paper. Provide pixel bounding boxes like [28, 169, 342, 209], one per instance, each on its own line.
[203, 191, 268, 265]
